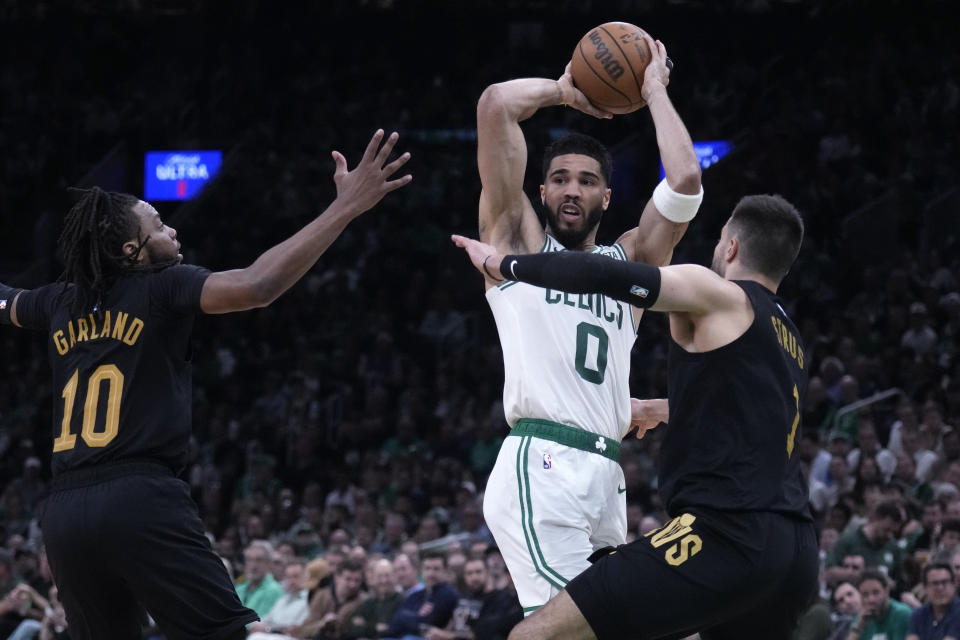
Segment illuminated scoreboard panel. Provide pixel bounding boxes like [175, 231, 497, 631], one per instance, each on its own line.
[659, 140, 733, 180]
[144, 151, 222, 201]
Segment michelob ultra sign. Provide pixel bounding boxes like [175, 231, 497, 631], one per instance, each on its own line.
[144, 150, 222, 201]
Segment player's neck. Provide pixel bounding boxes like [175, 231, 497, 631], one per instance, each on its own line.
[545, 226, 598, 252]
[724, 264, 778, 294]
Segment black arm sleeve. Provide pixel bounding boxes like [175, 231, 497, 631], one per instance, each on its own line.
[502, 251, 662, 307]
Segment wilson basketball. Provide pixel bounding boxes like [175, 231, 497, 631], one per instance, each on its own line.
[571, 22, 652, 114]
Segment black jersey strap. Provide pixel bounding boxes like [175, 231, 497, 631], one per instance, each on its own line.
[501, 251, 661, 308]
[0, 283, 24, 325]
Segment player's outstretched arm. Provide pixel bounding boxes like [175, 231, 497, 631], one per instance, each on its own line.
[617, 35, 702, 266]
[200, 130, 411, 315]
[477, 71, 611, 253]
[450, 234, 740, 315]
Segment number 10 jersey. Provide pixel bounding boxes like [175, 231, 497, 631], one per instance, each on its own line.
[486, 235, 638, 442]
[15, 264, 211, 476]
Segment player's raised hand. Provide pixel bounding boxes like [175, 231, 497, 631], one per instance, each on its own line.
[451, 234, 505, 282]
[558, 62, 614, 119]
[640, 35, 671, 103]
[331, 129, 412, 216]
[630, 398, 668, 440]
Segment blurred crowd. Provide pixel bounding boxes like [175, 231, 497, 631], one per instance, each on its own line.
[1, 2, 958, 639]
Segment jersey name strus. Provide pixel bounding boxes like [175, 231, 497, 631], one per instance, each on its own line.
[769, 314, 804, 370]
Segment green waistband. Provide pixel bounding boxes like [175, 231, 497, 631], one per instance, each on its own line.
[510, 418, 621, 462]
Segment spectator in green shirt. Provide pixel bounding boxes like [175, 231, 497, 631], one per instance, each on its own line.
[847, 570, 911, 640]
[827, 502, 905, 586]
[236, 540, 284, 618]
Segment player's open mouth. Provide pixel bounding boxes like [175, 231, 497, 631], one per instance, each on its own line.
[560, 203, 581, 222]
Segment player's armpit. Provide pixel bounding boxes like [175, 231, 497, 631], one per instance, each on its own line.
[478, 190, 543, 254]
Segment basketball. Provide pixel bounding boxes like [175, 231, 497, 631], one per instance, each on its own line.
[571, 22, 652, 114]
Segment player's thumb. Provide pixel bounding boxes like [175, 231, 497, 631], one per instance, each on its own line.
[451, 234, 468, 248]
[332, 151, 347, 178]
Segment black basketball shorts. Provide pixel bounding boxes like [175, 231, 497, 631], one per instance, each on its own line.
[40, 461, 257, 640]
[565, 508, 818, 640]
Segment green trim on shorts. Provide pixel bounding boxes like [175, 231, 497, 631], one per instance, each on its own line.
[511, 418, 621, 462]
[523, 605, 542, 614]
[516, 436, 569, 590]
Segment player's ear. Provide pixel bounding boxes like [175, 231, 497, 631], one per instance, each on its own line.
[122, 239, 142, 262]
[602, 187, 611, 211]
[540, 184, 546, 205]
[726, 235, 740, 263]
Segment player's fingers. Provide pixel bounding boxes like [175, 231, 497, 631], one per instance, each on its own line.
[383, 174, 413, 192]
[375, 131, 401, 166]
[362, 129, 385, 164]
[642, 34, 662, 63]
[451, 234, 470, 248]
[382, 151, 411, 177]
[579, 101, 614, 119]
[657, 40, 670, 74]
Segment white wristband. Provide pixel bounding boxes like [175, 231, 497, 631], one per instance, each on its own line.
[652, 178, 703, 223]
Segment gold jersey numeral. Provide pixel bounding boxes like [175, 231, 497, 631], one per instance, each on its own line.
[786, 384, 799, 457]
[53, 365, 124, 452]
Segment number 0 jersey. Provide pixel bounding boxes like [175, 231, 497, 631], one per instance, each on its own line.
[660, 280, 812, 519]
[15, 265, 210, 476]
[486, 235, 638, 442]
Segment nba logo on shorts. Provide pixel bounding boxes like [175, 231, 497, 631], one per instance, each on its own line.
[542, 453, 553, 469]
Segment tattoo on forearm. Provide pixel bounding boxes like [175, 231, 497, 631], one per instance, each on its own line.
[555, 82, 566, 106]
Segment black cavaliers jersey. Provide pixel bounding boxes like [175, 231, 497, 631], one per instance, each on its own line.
[16, 265, 210, 476]
[659, 280, 812, 520]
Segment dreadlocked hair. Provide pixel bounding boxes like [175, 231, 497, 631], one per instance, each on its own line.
[58, 186, 146, 315]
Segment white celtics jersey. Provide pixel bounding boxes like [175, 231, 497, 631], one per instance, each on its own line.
[487, 234, 639, 442]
